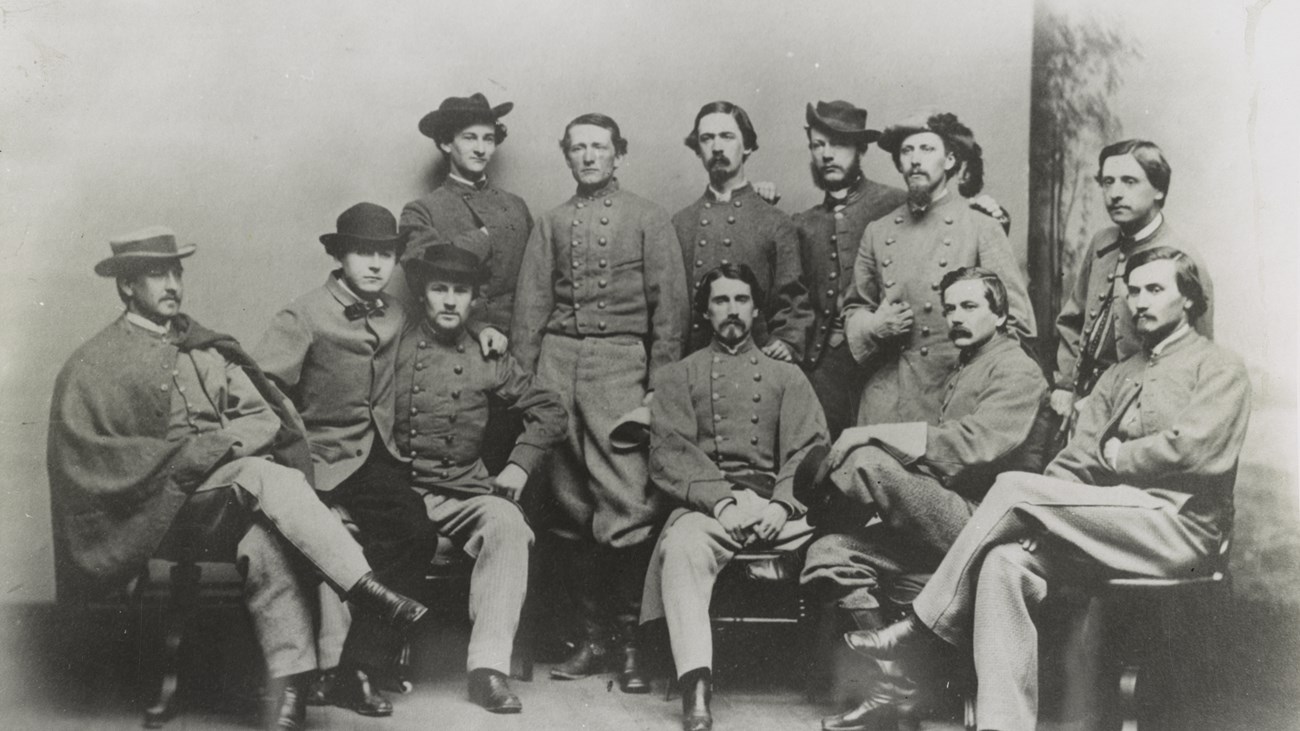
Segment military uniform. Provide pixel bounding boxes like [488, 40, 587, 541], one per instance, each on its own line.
[399, 176, 532, 334]
[674, 184, 812, 357]
[801, 333, 1046, 610]
[1054, 216, 1214, 394]
[640, 336, 828, 676]
[843, 193, 1035, 425]
[794, 177, 907, 437]
[911, 329, 1248, 731]
[392, 321, 564, 674]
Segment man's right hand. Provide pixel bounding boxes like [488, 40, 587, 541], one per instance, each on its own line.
[717, 503, 758, 546]
[871, 300, 914, 339]
[1048, 389, 1075, 419]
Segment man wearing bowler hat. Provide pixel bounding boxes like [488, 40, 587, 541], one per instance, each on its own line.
[254, 202, 430, 717]
[793, 100, 907, 440]
[49, 227, 429, 730]
[400, 93, 531, 367]
[840, 110, 1035, 430]
[396, 244, 566, 713]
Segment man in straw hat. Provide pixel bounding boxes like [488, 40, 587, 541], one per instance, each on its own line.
[253, 202, 424, 717]
[393, 243, 565, 714]
[48, 227, 429, 730]
[840, 110, 1035, 431]
[793, 100, 908, 441]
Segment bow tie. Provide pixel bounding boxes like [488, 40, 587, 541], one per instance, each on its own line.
[344, 300, 386, 321]
[823, 193, 849, 212]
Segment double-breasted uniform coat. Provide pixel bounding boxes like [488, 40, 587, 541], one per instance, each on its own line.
[793, 176, 907, 436]
[640, 336, 827, 675]
[843, 192, 1035, 426]
[674, 184, 812, 357]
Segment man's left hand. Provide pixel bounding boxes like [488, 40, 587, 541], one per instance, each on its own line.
[478, 327, 509, 358]
[492, 463, 529, 502]
[761, 339, 795, 362]
[750, 502, 789, 543]
[1102, 437, 1122, 469]
[753, 180, 781, 205]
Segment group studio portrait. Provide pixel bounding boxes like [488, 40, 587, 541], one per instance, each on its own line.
[1, 1, 1297, 730]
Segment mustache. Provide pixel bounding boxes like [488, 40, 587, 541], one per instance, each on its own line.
[707, 154, 732, 168]
[948, 327, 971, 339]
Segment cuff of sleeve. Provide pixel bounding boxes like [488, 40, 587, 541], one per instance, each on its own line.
[869, 422, 928, 465]
[507, 443, 545, 476]
[771, 497, 800, 520]
[844, 310, 877, 364]
[687, 478, 734, 514]
[711, 496, 737, 519]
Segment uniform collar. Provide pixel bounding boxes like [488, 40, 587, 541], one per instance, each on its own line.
[418, 317, 472, 348]
[709, 335, 757, 356]
[822, 176, 865, 210]
[575, 177, 621, 200]
[1148, 321, 1192, 358]
[705, 181, 753, 204]
[908, 187, 955, 217]
[125, 311, 173, 336]
[1098, 213, 1165, 258]
[446, 172, 489, 192]
[957, 331, 1018, 366]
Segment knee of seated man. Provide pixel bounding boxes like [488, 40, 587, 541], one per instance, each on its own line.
[230, 456, 312, 495]
[660, 515, 717, 563]
[477, 498, 534, 547]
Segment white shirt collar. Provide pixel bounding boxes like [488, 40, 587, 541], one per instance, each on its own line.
[1151, 321, 1191, 356]
[1128, 212, 1164, 242]
[449, 171, 486, 189]
[126, 311, 171, 335]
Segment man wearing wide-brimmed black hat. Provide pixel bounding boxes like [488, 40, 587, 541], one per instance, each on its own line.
[394, 244, 565, 714]
[253, 202, 430, 717]
[793, 100, 908, 441]
[49, 227, 429, 730]
[839, 110, 1036, 431]
[399, 93, 531, 361]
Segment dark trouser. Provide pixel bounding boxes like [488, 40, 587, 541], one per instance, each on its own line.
[327, 447, 440, 673]
[559, 537, 655, 650]
[806, 341, 869, 440]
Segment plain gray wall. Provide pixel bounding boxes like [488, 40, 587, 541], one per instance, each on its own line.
[0, 0, 1294, 604]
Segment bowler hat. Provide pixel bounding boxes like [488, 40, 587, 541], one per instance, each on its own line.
[403, 244, 490, 291]
[94, 226, 196, 277]
[418, 93, 514, 142]
[610, 406, 651, 452]
[876, 110, 976, 158]
[319, 202, 405, 254]
[805, 100, 880, 143]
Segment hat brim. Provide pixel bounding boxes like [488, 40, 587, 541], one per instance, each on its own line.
[610, 406, 651, 452]
[94, 244, 196, 277]
[418, 101, 514, 140]
[806, 107, 881, 144]
[319, 232, 406, 250]
[402, 257, 489, 289]
[875, 125, 932, 156]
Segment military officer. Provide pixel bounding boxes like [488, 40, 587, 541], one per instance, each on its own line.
[842, 110, 1035, 426]
[395, 243, 566, 713]
[793, 100, 908, 439]
[640, 263, 828, 731]
[799, 267, 1046, 731]
[674, 100, 812, 361]
[511, 113, 689, 693]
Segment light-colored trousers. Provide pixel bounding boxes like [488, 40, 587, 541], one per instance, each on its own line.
[912, 472, 1217, 731]
[641, 489, 813, 676]
[419, 491, 533, 674]
[175, 456, 371, 678]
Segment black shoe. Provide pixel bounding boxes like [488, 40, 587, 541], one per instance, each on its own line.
[265, 674, 307, 731]
[322, 667, 393, 717]
[347, 571, 428, 633]
[549, 641, 609, 680]
[843, 613, 927, 661]
[305, 668, 332, 706]
[680, 669, 712, 731]
[617, 645, 650, 694]
[820, 676, 918, 731]
[793, 443, 833, 524]
[468, 669, 523, 713]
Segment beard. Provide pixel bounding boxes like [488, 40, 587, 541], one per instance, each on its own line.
[716, 318, 750, 346]
[706, 154, 735, 186]
[809, 157, 863, 192]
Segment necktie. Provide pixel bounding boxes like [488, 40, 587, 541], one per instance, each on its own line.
[344, 300, 386, 321]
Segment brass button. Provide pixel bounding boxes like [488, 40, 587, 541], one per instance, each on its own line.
[577, 202, 585, 209]
[750, 414, 759, 424]
[727, 215, 736, 224]
[599, 258, 607, 267]
[598, 279, 608, 288]
[752, 393, 762, 403]
[456, 344, 465, 353]
[733, 200, 742, 208]
[419, 340, 428, 348]
[920, 347, 930, 356]
[701, 219, 710, 226]
[600, 217, 609, 225]
[704, 202, 713, 209]
[829, 272, 838, 280]
[598, 321, 607, 330]
[451, 390, 461, 399]
[893, 216, 903, 224]
[604, 199, 613, 207]
[723, 238, 732, 247]
[572, 219, 580, 226]
[750, 436, 759, 445]
[599, 237, 608, 246]
[454, 365, 463, 375]
[699, 239, 707, 247]
[753, 373, 762, 382]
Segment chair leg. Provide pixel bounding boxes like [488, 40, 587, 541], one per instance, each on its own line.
[143, 562, 201, 728]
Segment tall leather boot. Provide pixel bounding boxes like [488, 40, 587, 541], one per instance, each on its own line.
[550, 540, 611, 679]
[611, 542, 654, 693]
[680, 666, 713, 731]
[822, 607, 924, 731]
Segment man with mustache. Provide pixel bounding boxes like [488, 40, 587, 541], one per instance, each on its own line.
[254, 202, 426, 716]
[842, 111, 1034, 428]
[674, 100, 812, 361]
[512, 113, 688, 693]
[49, 228, 429, 730]
[640, 263, 828, 731]
[841, 247, 1248, 731]
[796, 267, 1045, 731]
[1049, 140, 1214, 427]
[793, 100, 908, 439]
[392, 244, 565, 714]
